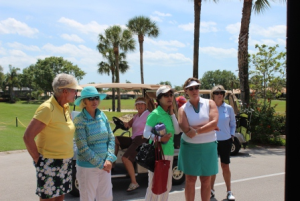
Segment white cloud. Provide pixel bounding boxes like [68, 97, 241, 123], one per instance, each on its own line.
[249, 38, 286, 48]
[150, 16, 162, 22]
[178, 21, 218, 33]
[0, 50, 37, 71]
[0, 18, 39, 37]
[145, 38, 185, 51]
[0, 47, 6, 55]
[40, 43, 102, 73]
[226, 23, 286, 39]
[42, 43, 98, 57]
[251, 24, 286, 38]
[58, 17, 109, 35]
[60, 34, 84, 43]
[199, 47, 237, 58]
[128, 51, 192, 67]
[226, 23, 240, 35]
[7, 42, 40, 51]
[153, 11, 172, 17]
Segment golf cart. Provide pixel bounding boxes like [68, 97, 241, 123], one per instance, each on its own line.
[69, 83, 185, 197]
[176, 89, 251, 155]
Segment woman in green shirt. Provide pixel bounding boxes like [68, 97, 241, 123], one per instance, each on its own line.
[143, 85, 181, 201]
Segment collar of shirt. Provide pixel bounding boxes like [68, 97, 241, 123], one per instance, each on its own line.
[218, 102, 228, 113]
[156, 105, 169, 115]
[186, 97, 204, 108]
[82, 108, 101, 120]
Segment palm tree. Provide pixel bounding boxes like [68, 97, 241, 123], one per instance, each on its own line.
[98, 49, 129, 111]
[127, 16, 159, 84]
[5, 65, 20, 103]
[97, 25, 135, 112]
[237, 0, 285, 105]
[193, 0, 218, 78]
[0, 65, 5, 91]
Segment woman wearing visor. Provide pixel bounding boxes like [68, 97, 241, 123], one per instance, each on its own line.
[114, 97, 150, 192]
[178, 78, 219, 201]
[210, 85, 236, 201]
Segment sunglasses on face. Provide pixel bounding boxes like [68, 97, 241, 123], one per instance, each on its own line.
[87, 96, 100, 101]
[213, 92, 225, 95]
[162, 93, 173, 98]
[187, 86, 199, 91]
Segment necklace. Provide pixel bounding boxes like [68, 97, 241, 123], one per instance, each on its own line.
[192, 102, 200, 113]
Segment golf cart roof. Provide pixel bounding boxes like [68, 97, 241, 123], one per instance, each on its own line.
[80, 83, 164, 90]
[176, 89, 233, 94]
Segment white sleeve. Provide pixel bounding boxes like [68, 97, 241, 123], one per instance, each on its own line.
[143, 125, 161, 141]
[171, 114, 182, 134]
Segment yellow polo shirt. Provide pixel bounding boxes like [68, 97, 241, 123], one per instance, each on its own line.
[34, 96, 75, 159]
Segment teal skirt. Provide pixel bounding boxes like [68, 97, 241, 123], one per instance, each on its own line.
[178, 139, 218, 176]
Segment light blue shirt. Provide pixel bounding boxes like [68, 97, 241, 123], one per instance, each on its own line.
[216, 102, 236, 141]
[74, 108, 117, 168]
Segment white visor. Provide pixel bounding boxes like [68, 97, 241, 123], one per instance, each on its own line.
[135, 101, 146, 105]
[185, 81, 200, 88]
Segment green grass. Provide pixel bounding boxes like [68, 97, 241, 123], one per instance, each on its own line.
[0, 98, 286, 152]
[270, 100, 286, 114]
[0, 100, 137, 152]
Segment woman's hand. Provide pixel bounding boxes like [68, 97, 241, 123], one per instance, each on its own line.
[160, 133, 172, 143]
[103, 160, 112, 173]
[185, 127, 197, 138]
[124, 122, 129, 129]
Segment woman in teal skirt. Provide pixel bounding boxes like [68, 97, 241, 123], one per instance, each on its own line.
[178, 77, 219, 201]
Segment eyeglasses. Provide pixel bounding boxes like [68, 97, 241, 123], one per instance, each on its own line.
[213, 92, 225, 95]
[187, 86, 199, 91]
[87, 96, 100, 101]
[162, 93, 173, 98]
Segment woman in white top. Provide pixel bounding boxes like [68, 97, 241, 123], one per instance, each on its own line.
[178, 77, 219, 201]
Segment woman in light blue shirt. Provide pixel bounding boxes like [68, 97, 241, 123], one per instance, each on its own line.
[74, 86, 116, 201]
[210, 85, 236, 201]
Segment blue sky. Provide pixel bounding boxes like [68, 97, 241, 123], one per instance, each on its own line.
[0, 0, 286, 87]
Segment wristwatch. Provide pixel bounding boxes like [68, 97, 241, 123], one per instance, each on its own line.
[195, 128, 199, 135]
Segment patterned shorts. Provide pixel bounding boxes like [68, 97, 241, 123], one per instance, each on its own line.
[33, 155, 72, 199]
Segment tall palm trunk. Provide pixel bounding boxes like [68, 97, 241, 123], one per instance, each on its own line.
[238, 0, 252, 105]
[138, 35, 144, 84]
[114, 47, 121, 112]
[193, 0, 202, 78]
[111, 69, 116, 111]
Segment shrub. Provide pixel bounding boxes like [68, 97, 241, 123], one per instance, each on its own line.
[241, 93, 286, 145]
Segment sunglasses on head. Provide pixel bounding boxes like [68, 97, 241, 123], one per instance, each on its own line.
[187, 86, 199, 91]
[87, 96, 100, 101]
[162, 93, 173, 98]
[213, 91, 225, 95]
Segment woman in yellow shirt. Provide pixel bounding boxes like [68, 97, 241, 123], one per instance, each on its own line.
[23, 73, 82, 201]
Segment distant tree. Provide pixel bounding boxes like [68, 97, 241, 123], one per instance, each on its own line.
[97, 49, 129, 111]
[0, 65, 5, 91]
[4, 65, 20, 103]
[30, 57, 85, 93]
[97, 25, 135, 112]
[249, 44, 286, 104]
[174, 85, 183, 92]
[19, 65, 36, 100]
[200, 70, 239, 90]
[127, 16, 159, 84]
[158, 81, 172, 87]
